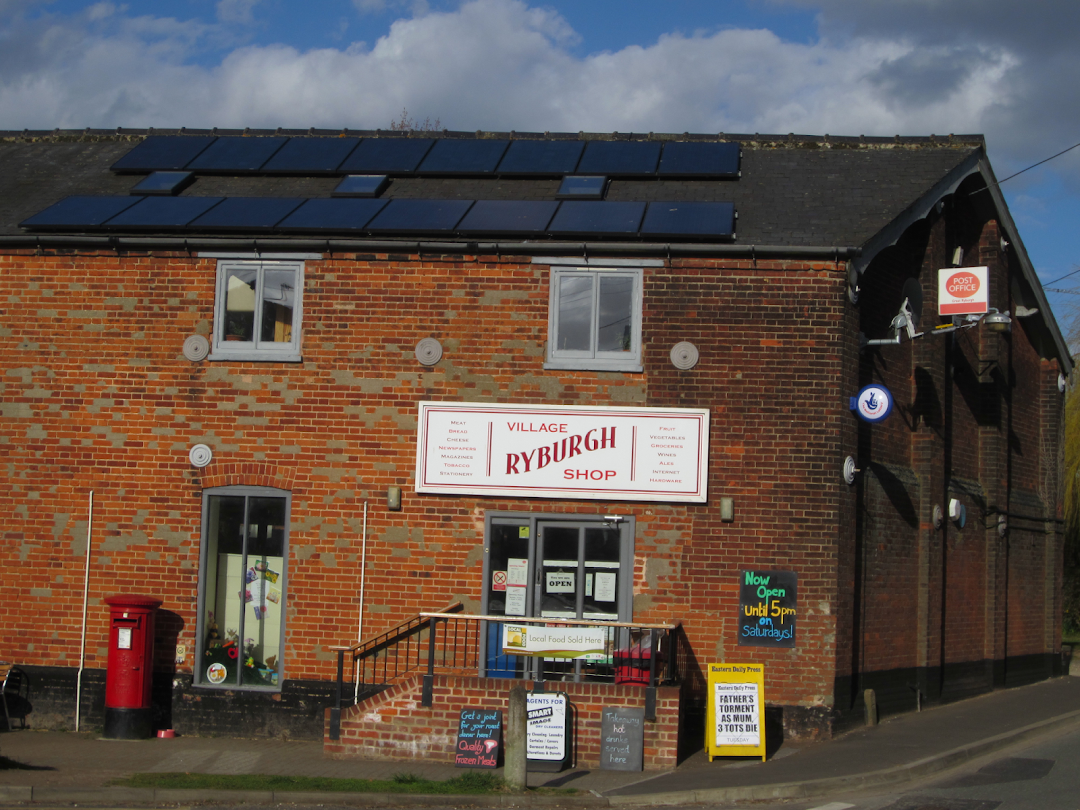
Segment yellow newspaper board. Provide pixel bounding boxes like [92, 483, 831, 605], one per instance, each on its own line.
[706, 662, 766, 762]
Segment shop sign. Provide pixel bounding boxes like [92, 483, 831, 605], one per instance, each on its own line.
[502, 624, 608, 659]
[738, 569, 797, 647]
[455, 708, 501, 769]
[850, 384, 893, 424]
[938, 266, 988, 315]
[415, 401, 709, 502]
[527, 692, 568, 763]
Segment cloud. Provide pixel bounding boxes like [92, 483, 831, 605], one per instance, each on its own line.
[216, 0, 260, 25]
[1, 0, 1078, 192]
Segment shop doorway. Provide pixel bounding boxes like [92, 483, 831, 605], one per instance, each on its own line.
[480, 513, 634, 681]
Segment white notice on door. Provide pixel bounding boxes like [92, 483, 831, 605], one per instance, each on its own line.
[547, 572, 575, 593]
[593, 571, 617, 602]
[507, 558, 529, 587]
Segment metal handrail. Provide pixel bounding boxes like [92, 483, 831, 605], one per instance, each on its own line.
[327, 610, 685, 739]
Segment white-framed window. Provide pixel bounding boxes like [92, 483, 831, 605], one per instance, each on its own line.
[195, 486, 290, 690]
[210, 260, 303, 362]
[545, 267, 643, 372]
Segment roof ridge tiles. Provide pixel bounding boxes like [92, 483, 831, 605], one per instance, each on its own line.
[0, 129, 987, 149]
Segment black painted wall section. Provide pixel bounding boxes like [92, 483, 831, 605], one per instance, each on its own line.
[832, 653, 1062, 734]
[14, 665, 335, 740]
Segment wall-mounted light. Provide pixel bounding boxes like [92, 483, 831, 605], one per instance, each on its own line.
[997, 514, 1008, 538]
[843, 456, 861, 485]
[720, 497, 735, 522]
[949, 498, 966, 528]
[387, 486, 402, 511]
[983, 310, 1011, 333]
[933, 505, 943, 530]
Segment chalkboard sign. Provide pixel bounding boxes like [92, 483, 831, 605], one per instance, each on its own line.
[738, 569, 797, 647]
[600, 706, 644, 771]
[455, 708, 501, 768]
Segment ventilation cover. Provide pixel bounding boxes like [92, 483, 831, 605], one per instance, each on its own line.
[415, 338, 443, 366]
[669, 341, 699, 370]
[183, 334, 210, 362]
[188, 444, 213, 468]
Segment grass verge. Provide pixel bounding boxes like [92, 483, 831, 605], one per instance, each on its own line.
[111, 770, 573, 795]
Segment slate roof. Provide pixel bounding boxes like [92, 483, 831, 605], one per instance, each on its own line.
[0, 129, 981, 249]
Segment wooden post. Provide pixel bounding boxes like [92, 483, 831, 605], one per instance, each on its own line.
[505, 685, 527, 790]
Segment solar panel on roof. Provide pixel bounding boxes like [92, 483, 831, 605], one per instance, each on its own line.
[365, 199, 474, 233]
[130, 171, 195, 196]
[417, 139, 510, 174]
[658, 142, 740, 177]
[19, 196, 141, 229]
[576, 141, 661, 175]
[110, 136, 217, 172]
[189, 197, 304, 230]
[339, 138, 435, 173]
[456, 201, 559, 234]
[496, 140, 584, 175]
[105, 196, 224, 229]
[185, 136, 288, 172]
[547, 201, 646, 235]
[556, 175, 608, 200]
[332, 175, 390, 197]
[261, 137, 361, 173]
[277, 198, 389, 232]
[640, 201, 736, 239]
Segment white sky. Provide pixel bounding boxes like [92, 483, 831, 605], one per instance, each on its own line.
[2, 0, 1078, 326]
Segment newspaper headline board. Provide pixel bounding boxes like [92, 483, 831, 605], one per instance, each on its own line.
[706, 662, 766, 762]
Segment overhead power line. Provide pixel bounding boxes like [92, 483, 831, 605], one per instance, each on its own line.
[971, 138, 1080, 196]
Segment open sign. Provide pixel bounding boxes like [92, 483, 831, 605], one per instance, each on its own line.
[939, 266, 988, 315]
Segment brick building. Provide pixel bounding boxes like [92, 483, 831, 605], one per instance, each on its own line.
[0, 129, 1070, 766]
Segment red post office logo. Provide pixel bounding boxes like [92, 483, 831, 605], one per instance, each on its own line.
[946, 272, 980, 298]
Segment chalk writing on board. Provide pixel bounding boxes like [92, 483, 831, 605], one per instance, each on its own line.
[455, 708, 501, 768]
[600, 706, 644, 771]
[738, 569, 797, 647]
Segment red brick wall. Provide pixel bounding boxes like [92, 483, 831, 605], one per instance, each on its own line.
[0, 228, 1064, 739]
[326, 674, 681, 769]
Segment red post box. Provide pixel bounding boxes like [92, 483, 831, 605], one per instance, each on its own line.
[103, 594, 162, 739]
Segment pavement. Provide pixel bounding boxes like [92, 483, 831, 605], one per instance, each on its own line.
[3, 676, 1080, 807]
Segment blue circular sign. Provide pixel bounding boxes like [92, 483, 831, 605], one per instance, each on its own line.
[851, 384, 893, 423]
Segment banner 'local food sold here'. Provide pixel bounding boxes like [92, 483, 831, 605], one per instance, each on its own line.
[415, 402, 709, 503]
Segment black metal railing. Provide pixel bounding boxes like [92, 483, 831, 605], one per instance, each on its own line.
[328, 610, 684, 739]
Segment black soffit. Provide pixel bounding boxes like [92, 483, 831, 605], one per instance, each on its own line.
[108, 136, 742, 179]
[20, 195, 737, 240]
